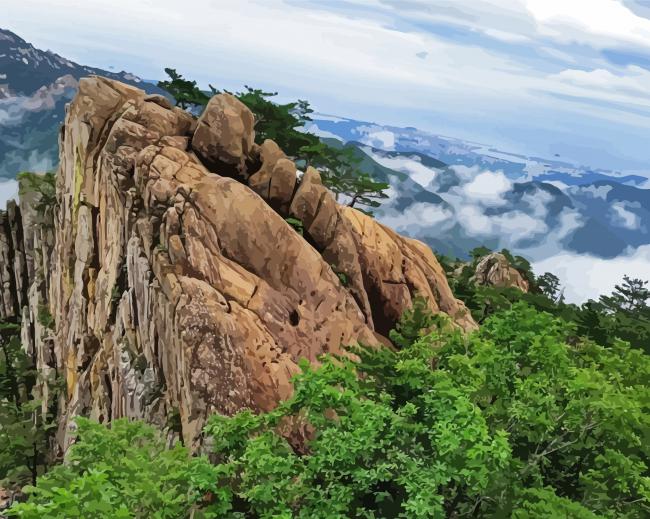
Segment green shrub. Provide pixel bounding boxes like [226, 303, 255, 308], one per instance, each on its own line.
[0, 321, 51, 489]
[201, 303, 650, 517]
[17, 172, 56, 216]
[9, 304, 650, 517]
[7, 418, 220, 519]
[284, 217, 304, 236]
[36, 305, 54, 330]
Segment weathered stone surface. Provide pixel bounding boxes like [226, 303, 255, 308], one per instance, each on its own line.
[2, 77, 475, 454]
[472, 252, 529, 292]
[192, 93, 255, 178]
[342, 208, 477, 335]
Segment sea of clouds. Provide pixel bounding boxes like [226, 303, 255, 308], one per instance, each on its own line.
[369, 150, 650, 304]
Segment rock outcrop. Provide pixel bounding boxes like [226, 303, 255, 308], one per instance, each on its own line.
[472, 253, 529, 292]
[0, 77, 475, 452]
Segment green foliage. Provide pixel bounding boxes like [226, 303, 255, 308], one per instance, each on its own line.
[10, 302, 650, 517]
[157, 68, 210, 110]
[17, 172, 56, 216]
[302, 144, 390, 216]
[110, 284, 122, 305]
[587, 276, 650, 352]
[7, 418, 220, 519]
[469, 246, 491, 260]
[36, 305, 54, 330]
[334, 172, 390, 216]
[232, 86, 316, 157]
[230, 86, 389, 215]
[445, 246, 650, 353]
[0, 321, 51, 489]
[434, 253, 458, 276]
[601, 275, 650, 314]
[499, 248, 536, 289]
[284, 216, 304, 236]
[537, 271, 561, 301]
[389, 295, 448, 349]
[200, 303, 650, 517]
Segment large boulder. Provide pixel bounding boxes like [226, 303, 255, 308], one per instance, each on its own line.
[472, 253, 530, 292]
[191, 93, 255, 178]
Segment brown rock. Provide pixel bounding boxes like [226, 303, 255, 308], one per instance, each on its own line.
[248, 140, 297, 213]
[191, 93, 255, 179]
[473, 253, 529, 292]
[3, 77, 476, 454]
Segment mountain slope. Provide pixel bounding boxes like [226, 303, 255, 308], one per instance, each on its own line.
[0, 28, 166, 179]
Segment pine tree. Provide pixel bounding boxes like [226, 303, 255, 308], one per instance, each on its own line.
[157, 68, 209, 110]
[537, 272, 561, 301]
[600, 275, 650, 314]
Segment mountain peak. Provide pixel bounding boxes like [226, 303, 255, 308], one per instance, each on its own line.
[0, 26, 158, 97]
[0, 76, 475, 449]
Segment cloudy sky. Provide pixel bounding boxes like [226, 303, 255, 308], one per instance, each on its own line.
[4, 0, 650, 175]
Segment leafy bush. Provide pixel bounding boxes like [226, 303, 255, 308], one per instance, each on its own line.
[7, 418, 220, 519]
[284, 217, 304, 236]
[201, 303, 650, 517]
[156, 68, 210, 110]
[16, 172, 56, 217]
[8, 302, 649, 517]
[0, 320, 52, 489]
[36, 305, 54, 330]
[447, 247, 650, 353]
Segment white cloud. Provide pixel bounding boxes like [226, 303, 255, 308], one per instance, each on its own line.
[544, 180, 570, 191]
[379, 202, 453, 234]
[574, 184, 613, 200]
[462, 169, 512, 206]
[303, 122, 343, 141]
[358, 129, 396, 150]
[525, 0, 650, 50]
[610, 201, 641, 229]
[5, 0, 650, 171]
[366, 150, 439, 187]
[457, 204, 494, 235]
[534, 244, 650, 304]
[548, 66, 650, 112]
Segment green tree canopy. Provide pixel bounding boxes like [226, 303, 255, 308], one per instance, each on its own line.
[157, 68, 210, 110]
[7, 418, 220, 519]
[537, 272, 561, 301]
[197, 302, 649, 517]
[9, 302, 650, 517]
[0, 321, 51, 490]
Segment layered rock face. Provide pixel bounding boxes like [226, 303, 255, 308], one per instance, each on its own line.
[472, 253, 529, 292]
[1, 77, 475, 451]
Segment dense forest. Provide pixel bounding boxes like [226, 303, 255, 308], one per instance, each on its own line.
[1, 72, 648, 517]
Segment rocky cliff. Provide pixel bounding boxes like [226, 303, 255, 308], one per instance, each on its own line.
[472, 253, 530, 292]
[0, 77, 475, 452]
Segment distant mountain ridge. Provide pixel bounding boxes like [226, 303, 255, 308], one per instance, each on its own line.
[309, 117, 650, 261]
[309, 114, 650, 189]
[0, 28, 165, 178]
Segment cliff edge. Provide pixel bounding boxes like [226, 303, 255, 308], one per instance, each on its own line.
[0, 77, 475, 450]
